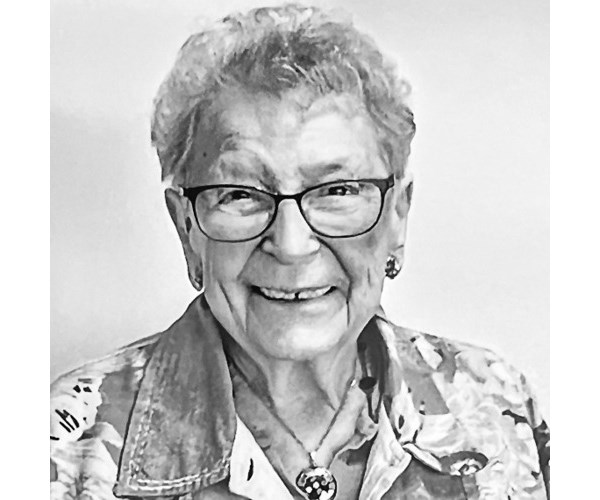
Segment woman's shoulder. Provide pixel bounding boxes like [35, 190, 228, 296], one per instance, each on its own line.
[51, 332, 160, 380]
[50, 332, 163, 498]
[380, 319, 550, 495]
[50, 332, 161, 439]
[385, 321, 539, 402]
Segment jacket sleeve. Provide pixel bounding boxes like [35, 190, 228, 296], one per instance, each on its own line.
[520, 373, 550, 496]
[50, 336, 156, 499]
[436, 334, 550, 499]
[50, 368, 125, 500]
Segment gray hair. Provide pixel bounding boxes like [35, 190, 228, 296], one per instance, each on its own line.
[152, 3, 416, 185]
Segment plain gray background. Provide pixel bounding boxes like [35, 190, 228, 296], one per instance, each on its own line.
[51, 0, 549, 413]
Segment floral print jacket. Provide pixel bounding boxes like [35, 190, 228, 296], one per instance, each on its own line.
[50, 297, 549, 499]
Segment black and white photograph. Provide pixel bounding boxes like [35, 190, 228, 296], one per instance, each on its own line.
[50, 1, 549, 498]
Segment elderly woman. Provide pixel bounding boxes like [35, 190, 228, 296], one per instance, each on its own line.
[50, 5, 549, 500]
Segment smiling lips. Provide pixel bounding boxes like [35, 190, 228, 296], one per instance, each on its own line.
[255, 285, 334, 301]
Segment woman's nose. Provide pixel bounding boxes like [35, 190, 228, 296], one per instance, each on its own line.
[261, 199, 320, 263]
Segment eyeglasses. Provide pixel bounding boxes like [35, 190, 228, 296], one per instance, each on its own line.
[180, 175, 395, 242]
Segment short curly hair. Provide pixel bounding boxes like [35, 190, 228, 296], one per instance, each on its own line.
[152, 3, 416, 185]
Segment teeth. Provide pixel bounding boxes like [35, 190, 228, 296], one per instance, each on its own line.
[258, 286, 332, 301]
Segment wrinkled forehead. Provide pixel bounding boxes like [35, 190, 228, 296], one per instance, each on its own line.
[216, 86, 368, 134]
[182, 87, 386, 187]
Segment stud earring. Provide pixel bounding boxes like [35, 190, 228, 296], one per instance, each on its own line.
[191, 275, 204, 293]
[190, 262, 205, 294]
[385, 256, 401, 279]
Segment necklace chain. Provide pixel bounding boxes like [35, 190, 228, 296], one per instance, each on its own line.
[230, 361, 357, 466]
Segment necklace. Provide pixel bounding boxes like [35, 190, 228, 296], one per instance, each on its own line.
[230, 362, 357, 500]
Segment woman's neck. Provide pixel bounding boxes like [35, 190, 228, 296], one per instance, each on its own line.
[224, 332, 359, 417]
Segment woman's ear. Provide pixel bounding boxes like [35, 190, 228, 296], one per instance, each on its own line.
[389, 171, 414, 268]
[396, 170, 414, 219]
[165, 188, 192, 244]
[164, 188, 204, 290]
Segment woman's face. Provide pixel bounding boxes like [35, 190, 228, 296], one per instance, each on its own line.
[169, 88, 410, 361]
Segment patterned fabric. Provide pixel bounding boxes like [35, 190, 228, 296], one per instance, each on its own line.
[50, 297, 549, 499]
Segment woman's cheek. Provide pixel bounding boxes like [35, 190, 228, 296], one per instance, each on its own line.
[205, 241, 251, 281]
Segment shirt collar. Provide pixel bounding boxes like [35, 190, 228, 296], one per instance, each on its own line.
[114, 298, 448, 498]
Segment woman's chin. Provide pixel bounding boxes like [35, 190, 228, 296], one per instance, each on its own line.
[243, 287, 361, 359]
[249, 315, 350, 361]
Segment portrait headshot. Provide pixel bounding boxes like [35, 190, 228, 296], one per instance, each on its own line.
[50, 1, 549, 499]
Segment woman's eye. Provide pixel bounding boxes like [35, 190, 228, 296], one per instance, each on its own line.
[326, 183, 360, 196]
[219, 190, 253, 204]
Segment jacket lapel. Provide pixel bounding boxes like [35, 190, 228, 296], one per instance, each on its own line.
[114, 297, 237, 498]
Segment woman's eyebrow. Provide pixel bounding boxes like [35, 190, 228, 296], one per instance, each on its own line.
[208, 154, 279, 187]
[298, 161, 354, 182]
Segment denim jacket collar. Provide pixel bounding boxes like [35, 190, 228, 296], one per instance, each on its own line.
[114, 297, 237, 497]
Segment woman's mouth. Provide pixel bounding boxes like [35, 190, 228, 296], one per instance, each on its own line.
[254, 285, 335, 301]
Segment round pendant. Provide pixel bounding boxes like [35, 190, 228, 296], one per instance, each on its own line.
[295, 466, 337, 500]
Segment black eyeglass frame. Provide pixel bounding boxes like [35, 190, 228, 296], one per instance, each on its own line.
[180, 174, 395, 242]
